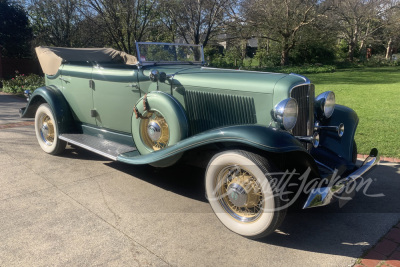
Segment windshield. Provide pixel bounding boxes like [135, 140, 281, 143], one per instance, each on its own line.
[136, 42, 204, 65]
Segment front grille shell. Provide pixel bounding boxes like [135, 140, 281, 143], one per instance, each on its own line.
[290, 84, 315, 144]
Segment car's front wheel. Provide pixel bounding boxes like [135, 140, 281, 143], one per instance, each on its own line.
[34, 103, 66, 155]
[205, 150, 286, 239]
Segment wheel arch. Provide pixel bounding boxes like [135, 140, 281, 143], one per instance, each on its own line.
[20, 85, 75, 134]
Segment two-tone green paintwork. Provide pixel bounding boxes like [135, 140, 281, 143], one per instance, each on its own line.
[137, 66, 306, 127]
[118, 124, 309, 164]
[21, 61, 359, 170]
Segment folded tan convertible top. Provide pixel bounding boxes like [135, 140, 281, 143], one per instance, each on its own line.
[35, 46, 138, 75]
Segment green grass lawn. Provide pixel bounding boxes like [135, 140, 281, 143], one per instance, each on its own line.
[305, 67, 400, 158]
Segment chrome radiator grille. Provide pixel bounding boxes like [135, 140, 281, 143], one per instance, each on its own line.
[290, 84, 315, 137]
[185, 90, 257, 135]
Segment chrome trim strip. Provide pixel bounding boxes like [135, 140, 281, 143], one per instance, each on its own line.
[201, 66, 278, 74]
[82, 124, 131, 138]
[289, 73, 310, 83]
[303, 150, 380, 209]
[59, 135, 117, 161]
[289, 82, 312, 94]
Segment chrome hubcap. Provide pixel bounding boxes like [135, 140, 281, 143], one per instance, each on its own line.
[41, 123, 49, 137]
[147, 121, 162, 142]
[215, 165, 264, 223]
[227, 183, 247, 207]
[140, 111, 169, 151]
[39, 114, 54, 146]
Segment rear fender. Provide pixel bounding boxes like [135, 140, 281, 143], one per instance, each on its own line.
[20, 85, 75, 134]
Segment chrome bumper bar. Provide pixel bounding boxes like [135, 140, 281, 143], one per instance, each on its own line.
[303, 148, 379, 209]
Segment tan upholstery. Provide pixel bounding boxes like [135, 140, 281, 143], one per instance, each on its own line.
[35, 46, 138, 75]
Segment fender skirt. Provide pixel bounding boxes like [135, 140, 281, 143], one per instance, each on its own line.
[19, 85, 74, 134]
[117, 124, 309, 165]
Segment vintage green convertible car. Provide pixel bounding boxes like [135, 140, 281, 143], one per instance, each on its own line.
[20, 42, 379, 239]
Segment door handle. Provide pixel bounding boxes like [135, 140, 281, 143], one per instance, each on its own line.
[127, 83, 138, 88]
[59, 77, 70, 83]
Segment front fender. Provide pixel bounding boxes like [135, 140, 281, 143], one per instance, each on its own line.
[315, 104, 359, 163]
[20, 85, 74, 134]
[117, 124, 309, 165]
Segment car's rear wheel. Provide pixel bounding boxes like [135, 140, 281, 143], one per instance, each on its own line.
[34, 103, 66, 155]
[205, 150, 287, 239]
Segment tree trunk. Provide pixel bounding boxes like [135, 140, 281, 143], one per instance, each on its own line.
[386, 38, 393, 60]
[280, 37, 290, 66]
[348, 41, 355, 62]
[281, 49, 289, 66]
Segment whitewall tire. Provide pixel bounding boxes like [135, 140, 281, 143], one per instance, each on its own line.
[205, 150, 286, 239]
[34, 103, 66, 155]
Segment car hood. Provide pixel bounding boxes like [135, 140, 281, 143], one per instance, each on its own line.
[142, 65, 307, 94]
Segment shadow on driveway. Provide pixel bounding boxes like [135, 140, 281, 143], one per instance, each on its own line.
[54, 145, 400, 261]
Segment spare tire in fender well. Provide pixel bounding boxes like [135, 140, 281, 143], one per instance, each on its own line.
[131, 91, 189, 167]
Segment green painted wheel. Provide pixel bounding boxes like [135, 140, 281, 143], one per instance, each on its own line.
[132, 92, 188, 167]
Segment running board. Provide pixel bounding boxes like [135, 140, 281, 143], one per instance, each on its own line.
[59, 133, 137, 161]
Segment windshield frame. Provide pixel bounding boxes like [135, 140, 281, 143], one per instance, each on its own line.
[135, 42, 205, 66]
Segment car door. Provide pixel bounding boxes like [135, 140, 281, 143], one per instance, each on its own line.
[91, 64, 140, 134]
[60, 63, 96, 126]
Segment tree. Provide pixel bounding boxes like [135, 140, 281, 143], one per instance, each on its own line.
[332, 0, 397, 61]
[162, 0, 231, 47]
[0, 0, 32, 57]
[381, 1, 400, 59]
[27, 0, 91, 47]
[241, 0, 330, 66]
[81, 0, 157, 54]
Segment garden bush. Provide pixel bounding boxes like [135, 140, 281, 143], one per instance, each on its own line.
[1, 71, 44, 94]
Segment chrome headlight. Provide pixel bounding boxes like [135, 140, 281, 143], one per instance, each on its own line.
[315, 91, 335, 119]
[273, 98, 298, 131]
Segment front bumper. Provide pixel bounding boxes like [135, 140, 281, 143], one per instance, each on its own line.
[303, 148, 379, 209]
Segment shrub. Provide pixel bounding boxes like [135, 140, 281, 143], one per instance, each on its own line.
[1, 71, 44, 94]
[363, 54, 400, 67]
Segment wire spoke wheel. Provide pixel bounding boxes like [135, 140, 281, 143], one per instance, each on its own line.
[205, 150, 287, 239]
[39, 114, 55, 146]
[34, 103, 66, 155]
[216, 165, 264, 223]
[140, 111, 170, 151]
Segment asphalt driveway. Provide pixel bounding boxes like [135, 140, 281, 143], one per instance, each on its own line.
[0, 93, 399, 266]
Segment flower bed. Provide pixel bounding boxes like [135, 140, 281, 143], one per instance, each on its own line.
[1, 71, 44, 94]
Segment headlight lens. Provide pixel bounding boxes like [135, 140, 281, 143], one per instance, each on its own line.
[315, 91, 335, 119]
[273, 98, 298, 131]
